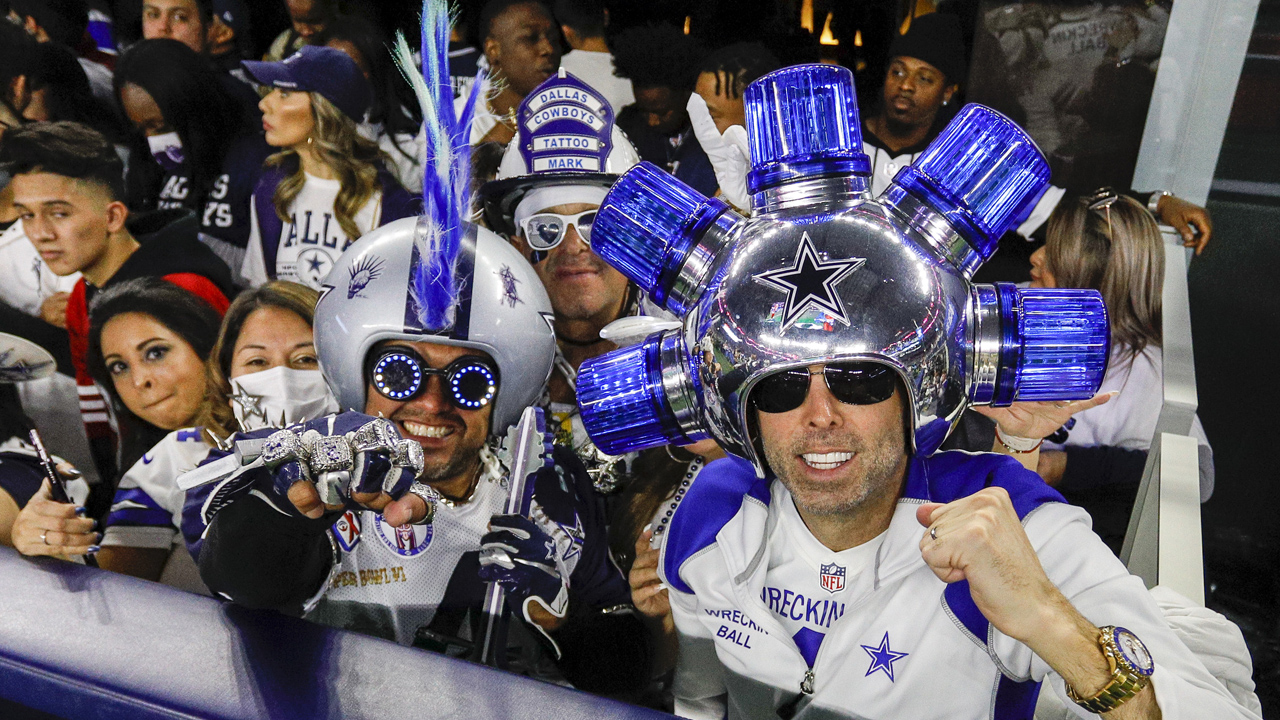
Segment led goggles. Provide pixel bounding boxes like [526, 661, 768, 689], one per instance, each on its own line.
[368, 347, 498, 410]
[752, 362, 897, 414]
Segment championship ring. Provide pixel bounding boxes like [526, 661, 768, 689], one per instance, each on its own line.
[391, 439, 425, 477]
[407, 481, 441, 525]
[261, 429, 305, 470]
[349, 418, 400, 455]
[308, 434, 355, 474]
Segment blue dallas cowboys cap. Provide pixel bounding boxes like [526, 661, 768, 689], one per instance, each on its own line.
[242, 46, 372, 122]
[480, 69, 640, 235]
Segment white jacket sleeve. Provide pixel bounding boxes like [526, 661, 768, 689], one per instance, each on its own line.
[240, 201, 270, 288]
[992, 504, 1262, 720]
[669, 588, 728, 720]
[659, 524, 727, 720]
[1016, 185, 1066, 238]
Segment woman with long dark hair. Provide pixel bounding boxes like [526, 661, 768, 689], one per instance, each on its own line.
[85, 278, 224, 473]
[114, 38, 272, 271]
[94, 281, 333, 590]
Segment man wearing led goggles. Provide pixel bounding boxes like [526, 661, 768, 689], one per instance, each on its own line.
[179, 213, 649, 696]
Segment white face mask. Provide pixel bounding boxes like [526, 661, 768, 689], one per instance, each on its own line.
[228, 367, 338, 432]
[146, 131, 186, 172]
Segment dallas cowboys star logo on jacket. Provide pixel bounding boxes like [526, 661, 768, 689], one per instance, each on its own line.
[753, 233, 865, 330]
[861, 631, 909, 682]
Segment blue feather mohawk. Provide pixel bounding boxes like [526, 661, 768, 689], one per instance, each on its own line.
[392, 0, 485, 331]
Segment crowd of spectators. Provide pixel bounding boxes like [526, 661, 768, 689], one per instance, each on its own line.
[0, 0, 1257, 717]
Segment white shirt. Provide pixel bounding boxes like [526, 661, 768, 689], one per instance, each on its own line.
[241, 173, 383, 289]
[1043, 344, 1214, 499]
[0, 221, 79, 316]
[103, 429, 212, 551]
[360, 120, 427, 195]
[311, 465, 508, 645]
[764, 497, 884, 650]
[457, 77, 503, 145]
[559, 50, 635, 116]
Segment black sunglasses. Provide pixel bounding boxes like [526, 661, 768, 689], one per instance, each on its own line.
[368, 347, 498, 409]
[752, 362, 896, 414]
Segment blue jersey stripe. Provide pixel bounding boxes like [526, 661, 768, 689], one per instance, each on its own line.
[993, 674, 1042, 720]
[106, 507, 174, 529]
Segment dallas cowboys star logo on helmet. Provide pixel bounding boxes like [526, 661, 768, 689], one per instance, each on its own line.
[753, 233, 865, 330]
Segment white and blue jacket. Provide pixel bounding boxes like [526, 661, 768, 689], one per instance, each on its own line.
[660, 451, 1257, 720]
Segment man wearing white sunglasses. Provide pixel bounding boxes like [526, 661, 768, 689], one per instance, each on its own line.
[482, 69, 669, 494]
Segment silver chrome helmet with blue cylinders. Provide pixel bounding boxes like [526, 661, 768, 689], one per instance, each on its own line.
[574, 64, 1110, 476]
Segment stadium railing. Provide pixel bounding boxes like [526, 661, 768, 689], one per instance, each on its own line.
[1121, 232, 1205, 605]
[0, 546, 671, 719]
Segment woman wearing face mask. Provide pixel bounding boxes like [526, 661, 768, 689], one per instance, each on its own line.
[239, 46, 420, 290]
[11, 278, 222, 565]
[1027, 190, 1214, 552]
[114, 39, 271, 271]
[96, 281, 333, 589]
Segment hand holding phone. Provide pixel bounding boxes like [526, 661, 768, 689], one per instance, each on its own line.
[29, 430, 71, 503]
[28, 429, 98, 567]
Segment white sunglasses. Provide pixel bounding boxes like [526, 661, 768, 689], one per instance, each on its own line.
[521, 210, 597, 251]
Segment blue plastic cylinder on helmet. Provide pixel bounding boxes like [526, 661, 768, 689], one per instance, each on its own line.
[992, 285, 1111, 405]
[892, 104, 1050, 262]
[578, 330, 708, 455]
[591, 162, 733, 311]
[744, 64, 872, 193]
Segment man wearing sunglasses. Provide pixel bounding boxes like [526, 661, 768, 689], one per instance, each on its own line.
[652, 352, 1257, 719]
[179, 214, 650, 696]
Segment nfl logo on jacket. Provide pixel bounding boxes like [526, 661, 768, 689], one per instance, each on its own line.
[819, 563, 845, 594]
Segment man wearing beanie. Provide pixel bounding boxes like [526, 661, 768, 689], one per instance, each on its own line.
[862, 13, 1214, 263]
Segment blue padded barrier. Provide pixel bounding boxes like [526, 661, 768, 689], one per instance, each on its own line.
[0, 548, 672, 720]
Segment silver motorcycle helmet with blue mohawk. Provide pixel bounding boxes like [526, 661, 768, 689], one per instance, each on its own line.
[574, 64, 1110, 476]
[313, 1, 556, 434]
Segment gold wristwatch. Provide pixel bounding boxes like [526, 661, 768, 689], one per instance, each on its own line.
[1067, 625, 1155, 714]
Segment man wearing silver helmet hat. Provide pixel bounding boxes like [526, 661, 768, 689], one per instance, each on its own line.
[577, 65, 1256, 719]
[177, 9, 650, 696]
[480, 68, 683, 497]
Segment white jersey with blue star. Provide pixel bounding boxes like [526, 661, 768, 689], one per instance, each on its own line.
[241, 174, 382, 289]
[660, 452, 1258, 720]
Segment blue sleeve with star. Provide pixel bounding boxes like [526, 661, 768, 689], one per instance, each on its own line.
[536, 445, 652, 696]
[539, 446, 631, 610]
